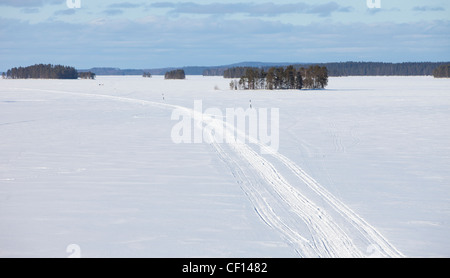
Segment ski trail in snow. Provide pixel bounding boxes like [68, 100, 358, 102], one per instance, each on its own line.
[210, 140, 318, 257]
[219, 115, 404, 257]
[267, 150, 405, 257]
[17, 88, 404, 257]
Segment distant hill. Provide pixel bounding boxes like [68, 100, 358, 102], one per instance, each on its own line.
[79, 61, 450, 77]
[78, 68, 144, 75]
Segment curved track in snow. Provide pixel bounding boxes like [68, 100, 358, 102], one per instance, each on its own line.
[19, 88, 404, 258]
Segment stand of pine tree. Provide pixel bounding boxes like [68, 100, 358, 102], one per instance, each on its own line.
[78, 71, 96, 79]
[230, 65, 328, 90]
[6, 64, 78, 79]
[165, 69, 185, 79]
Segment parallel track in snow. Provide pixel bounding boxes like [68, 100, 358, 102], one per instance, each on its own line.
[16, 88, 404, 257]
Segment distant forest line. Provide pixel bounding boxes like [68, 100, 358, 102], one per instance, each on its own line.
[72, 62, 449, 77]
[3, 62, 449, 79]
[205, 62, 450, 77]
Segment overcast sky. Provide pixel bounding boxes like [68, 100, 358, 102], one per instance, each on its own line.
[0, 0, 449, 69]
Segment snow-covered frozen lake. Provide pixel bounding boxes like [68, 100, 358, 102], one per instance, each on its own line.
[0, 75, 449, 257]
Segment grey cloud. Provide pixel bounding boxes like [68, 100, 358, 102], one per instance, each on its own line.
[150, 2, 176, 8]
[21, 7, 40, 13]
[307, 2, 353, 17]
[149, 1, 353, 17]
[54, 8, 76, 16]
[412, 6, 445, 12]
[108, 2, 143, 9]
[103, 9, 125, 16]
[0, 0, 63, 7]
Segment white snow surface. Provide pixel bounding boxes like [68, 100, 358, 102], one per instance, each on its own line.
[0, 76, 449, 257]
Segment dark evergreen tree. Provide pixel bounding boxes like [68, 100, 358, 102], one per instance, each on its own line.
[295, 69, 303, 90]
[274, 67, 285, 89]
[266, 67, 275, 90]
[165, 69, 186, 79]
[78, 71, 96, 79]
[285, 65, 296, 89]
